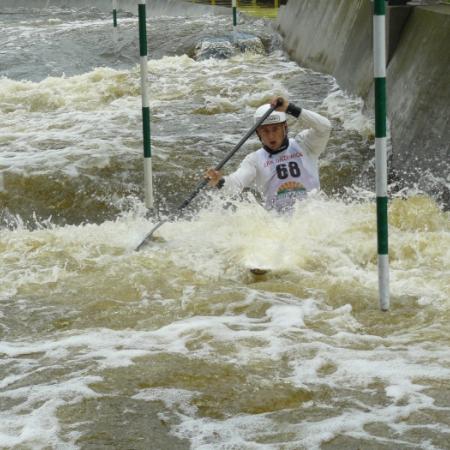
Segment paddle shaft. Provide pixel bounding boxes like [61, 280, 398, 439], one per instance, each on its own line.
[135, 101, 281, 251]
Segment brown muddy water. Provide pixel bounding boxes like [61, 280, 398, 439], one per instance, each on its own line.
[0, 2, 449, 449]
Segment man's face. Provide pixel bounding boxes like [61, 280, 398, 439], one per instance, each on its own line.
[257, 122, 287, 151]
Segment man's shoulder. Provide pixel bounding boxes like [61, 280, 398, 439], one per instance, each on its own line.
[289, 136, 304, 152]
[240, 150, 260, 166]
[248, 148, 265, 160]
[291, 135, 319, 160]
[288, 137, 298, 147]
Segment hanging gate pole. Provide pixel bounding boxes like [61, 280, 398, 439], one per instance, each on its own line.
[112, 0, 118, 44]
[138, 0, 154, 208]
[373, 0, 390, 311]
[232, 0, 238, 40]
[112, 0, 118, 27]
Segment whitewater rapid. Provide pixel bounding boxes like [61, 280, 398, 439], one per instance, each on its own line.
[0, 3, 449, 450]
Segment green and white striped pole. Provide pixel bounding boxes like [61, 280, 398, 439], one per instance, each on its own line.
[112, 0, 118, 43]
[373, 0, 389, 311]
[232, 0, 238, 41]
[138, 0, 153, 208]
[112, 0, 118, 27]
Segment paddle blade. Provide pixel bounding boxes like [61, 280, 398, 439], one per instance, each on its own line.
[135, 219, 167, 251]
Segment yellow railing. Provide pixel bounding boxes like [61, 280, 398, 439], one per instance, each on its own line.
[187, 0, 283, 18]
[190, 1, 280, 6]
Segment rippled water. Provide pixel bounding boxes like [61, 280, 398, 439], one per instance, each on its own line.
[0, 2, 449, 450]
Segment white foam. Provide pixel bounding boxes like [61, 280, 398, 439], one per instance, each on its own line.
[0, 375, 101, 449]
[133, 388, 199, 417]
[323, 86, 374, 138]
[0, 50, 303, 178]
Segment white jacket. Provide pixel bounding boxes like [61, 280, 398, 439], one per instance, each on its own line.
[222, 109, 332, 212]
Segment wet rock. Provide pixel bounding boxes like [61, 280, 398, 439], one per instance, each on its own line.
[194, 33, 265, 60]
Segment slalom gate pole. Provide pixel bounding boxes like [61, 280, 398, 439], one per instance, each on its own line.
[112, 0, 118, 28]
[138, 0, 154, 208]
[112, 0, 118, 44]
[232, 0, 238, 40]
[374, 0, 390, 311]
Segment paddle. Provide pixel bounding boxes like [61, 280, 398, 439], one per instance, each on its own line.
[135, 99, 282, 251]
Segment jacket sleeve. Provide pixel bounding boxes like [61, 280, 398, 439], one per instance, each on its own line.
[295, 109, 332, 158]
[222, 152, 257, 194]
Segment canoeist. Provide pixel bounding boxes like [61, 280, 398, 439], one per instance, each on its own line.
[206, 96, 332, 213]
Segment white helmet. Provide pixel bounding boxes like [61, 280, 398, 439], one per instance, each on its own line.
[254, 104, 287, 126]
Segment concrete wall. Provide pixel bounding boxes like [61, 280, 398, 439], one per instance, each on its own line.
[277, 0, 374, 98]
[277, 0, 450, 197]
[387, 6, 450, 177]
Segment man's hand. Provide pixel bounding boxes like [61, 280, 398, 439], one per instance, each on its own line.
[271, 96, 289, 113]
[205, 168, 223, 187]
